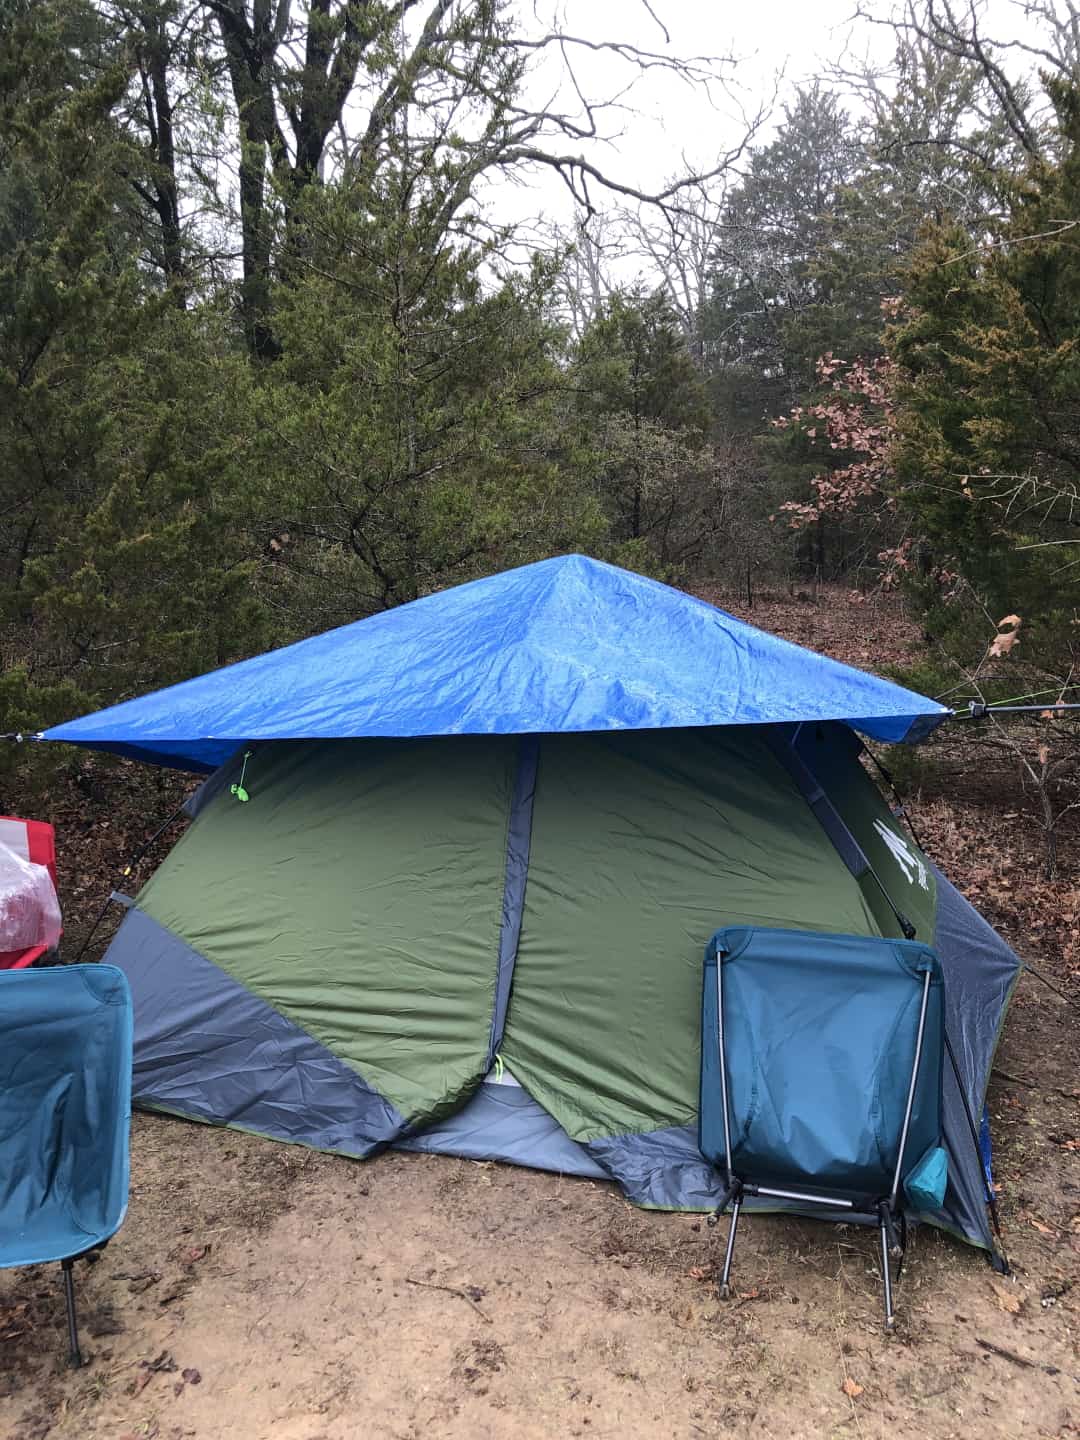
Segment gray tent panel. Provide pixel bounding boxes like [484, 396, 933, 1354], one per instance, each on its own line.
[399, 1075, 606, 1178]
[109, 907, 405, 1155]
[586, 1126, 727, 1209]
[924, 865, 1021, 1252]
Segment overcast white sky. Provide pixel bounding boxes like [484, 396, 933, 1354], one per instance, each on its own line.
[490, 0, 890, 232]
[487, 0, 1038, 240]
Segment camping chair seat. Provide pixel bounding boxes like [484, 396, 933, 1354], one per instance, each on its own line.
[0, 965, 132, 1364]
[699, 927, 945, 1326]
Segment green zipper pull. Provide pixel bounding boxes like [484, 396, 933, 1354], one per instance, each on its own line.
[230, 749, 253, 803]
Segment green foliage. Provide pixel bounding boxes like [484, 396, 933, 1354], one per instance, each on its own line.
[3, 0, 1078, 775]
[0, 1, 268, 752]
[889, 80, 1080, 678]
[701, 86, 877, 428]
[698, 50, 1031, 586]
[572, 291, 716, 567]
[0, 0, 610, 765]
[241, 186, 605, 628]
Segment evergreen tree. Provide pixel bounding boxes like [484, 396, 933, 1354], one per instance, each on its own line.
[889, 79, 1080, 678]
[0, 0, 266, 741]
[700, 86, 874, 429]
[573, 291, 716, 568]
[237, 177, 605, 628]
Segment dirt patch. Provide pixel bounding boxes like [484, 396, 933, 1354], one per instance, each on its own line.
[1, 1114, 1077, 1440]
[698, 579, 926, 676]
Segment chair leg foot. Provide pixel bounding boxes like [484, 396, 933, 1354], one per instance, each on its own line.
[719, 1197, 741, 1300]
[62, 1259, 83, 1368]
[879, 1217, 896, 1331]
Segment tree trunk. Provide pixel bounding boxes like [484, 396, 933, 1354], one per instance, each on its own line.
[214, 0, 286, 358]
[142, 13, 186, 305]
[210, 0, 368, 358]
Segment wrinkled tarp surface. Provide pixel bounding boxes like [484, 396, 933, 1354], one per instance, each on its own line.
[0, 965, 131, 1267]
[42, 555, 949, 771]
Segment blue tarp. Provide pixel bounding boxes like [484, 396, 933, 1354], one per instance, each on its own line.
[42, 555, 949, 772]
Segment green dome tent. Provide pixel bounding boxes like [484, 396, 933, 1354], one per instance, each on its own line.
[43, 557, 1018, 1263]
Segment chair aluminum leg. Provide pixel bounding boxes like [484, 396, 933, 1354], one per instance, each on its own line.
[61, 1258, 83, 1367]
[879, 1217, 895, 1331]
[719, 1197, 741, 1300]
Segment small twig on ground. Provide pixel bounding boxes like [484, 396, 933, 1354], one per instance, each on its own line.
[405, 1276, 492, 1324]
[975, 1336, 1060, 1376]
[992, 1067, 1038, 1088]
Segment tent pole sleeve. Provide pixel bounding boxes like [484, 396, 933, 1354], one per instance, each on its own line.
[769, 729, 916, 939]
[487, 736, 539, 1066]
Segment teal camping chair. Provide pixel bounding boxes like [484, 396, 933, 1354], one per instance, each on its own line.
[0, 964, 132, 1365]
[700, 928, 946, 1327]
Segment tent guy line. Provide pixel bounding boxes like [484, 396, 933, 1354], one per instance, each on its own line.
[13, 701, 1080, 753]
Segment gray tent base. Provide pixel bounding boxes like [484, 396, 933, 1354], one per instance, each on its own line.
[116, 907, 406, 1155]
[397, 1073, 607, 1177]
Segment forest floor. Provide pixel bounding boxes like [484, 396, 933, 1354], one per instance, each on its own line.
[1, 583, 1078, 1440]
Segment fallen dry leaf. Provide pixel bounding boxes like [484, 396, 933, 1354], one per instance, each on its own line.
[841, 1376, 864, 1399]
[990, 1277, 1022, 1314]
[687, 1265, 714, 1281]
[989, 615, 1022, 658]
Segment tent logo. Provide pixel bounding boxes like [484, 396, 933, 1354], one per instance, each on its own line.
[873, 820, 930, 891]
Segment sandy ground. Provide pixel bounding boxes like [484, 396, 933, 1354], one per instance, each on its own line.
[1, 967, 1077, 1440]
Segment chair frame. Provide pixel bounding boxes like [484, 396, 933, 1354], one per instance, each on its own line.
[706, 941, 934, 1328]
[60, 1245, 106, 1367]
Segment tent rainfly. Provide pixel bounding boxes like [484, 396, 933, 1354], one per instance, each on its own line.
[44, 556, 1018, 1263]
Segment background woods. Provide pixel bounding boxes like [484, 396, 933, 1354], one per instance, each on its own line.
[1, 0, 1077, 854]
